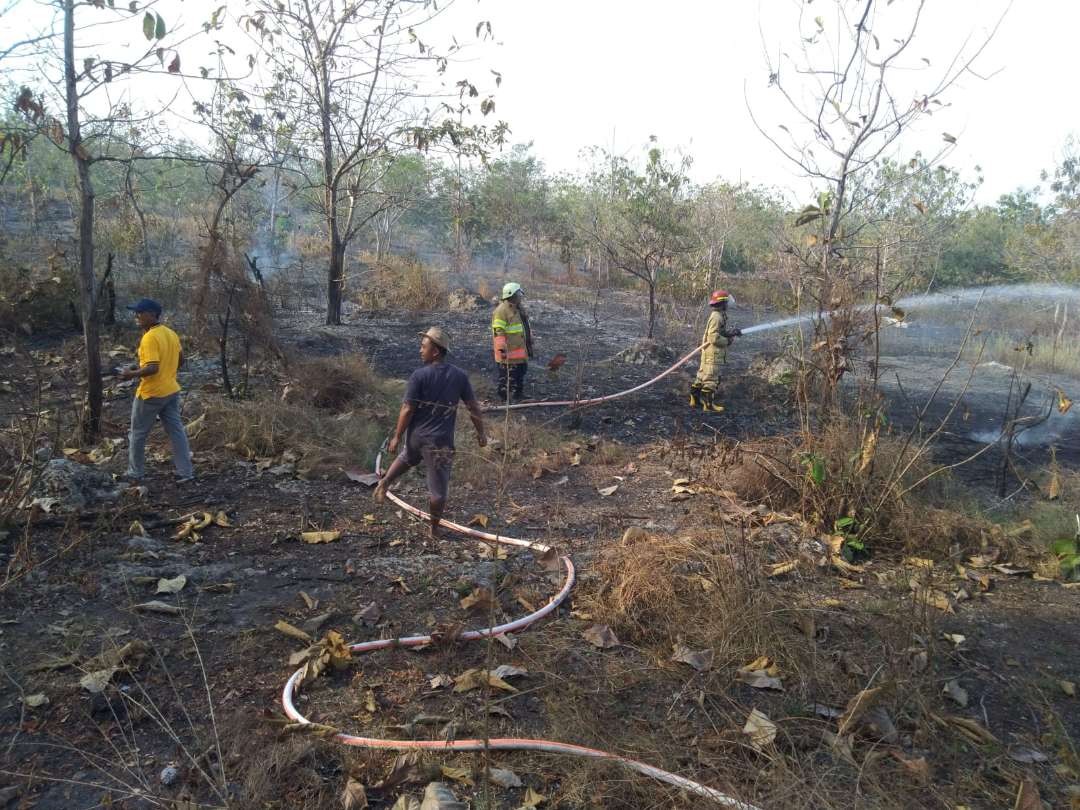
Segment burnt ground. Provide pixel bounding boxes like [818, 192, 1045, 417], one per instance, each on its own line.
[0, 285, 1078, 809]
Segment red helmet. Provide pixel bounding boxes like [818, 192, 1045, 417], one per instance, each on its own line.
[709, 289, 730, 306]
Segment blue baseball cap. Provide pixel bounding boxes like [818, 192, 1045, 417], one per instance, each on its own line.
[126, 298, 162, 316]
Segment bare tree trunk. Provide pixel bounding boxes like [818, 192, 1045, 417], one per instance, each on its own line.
[124, 163, 151, 270]
[96, 252, 115, 325]
[646, 277, 657, 339]
[267, 166, 281, 263]
[318, 57, 345, 326]
[64, 0, 102, 439]
[327, 237, 345, 325]
[219, 285, 234, 399]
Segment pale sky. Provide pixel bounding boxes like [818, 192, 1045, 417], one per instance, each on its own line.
[3, 0, 1076, 205]
[426, 0, 1076, 204]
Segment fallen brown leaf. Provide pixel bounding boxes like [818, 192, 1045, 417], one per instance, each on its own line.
[905, 557, 935, 569]
[736, 656, 783, 691]
[838, 686, 883, 736]
[890, 750, 930, 785]
[374, 752, 438, 791]
[1015, 777, 1041, 810]
[671, 643, 714, 672]
[582, 624, 619, 649]
[936, 713, 998, 745]
[453, 668, 518, 693]
[155, 575, 187, 595]
[439, 765, 473, 785]
[742, 708, 777, 751]
[459, 587, 495, 612]
[765, 560, 798, 577]
[516, 787, 546, 809]
[341, 777, 367, 809]
[274, 620, 313, 643]
[301, 530, 341, 544]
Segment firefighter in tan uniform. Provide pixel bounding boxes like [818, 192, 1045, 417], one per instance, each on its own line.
[689, 289, 741, 412]
[491, 282, 533, 402]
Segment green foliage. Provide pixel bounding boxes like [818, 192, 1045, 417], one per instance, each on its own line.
[1051, 536, 1080, 581]
[802, 453, 826, 487]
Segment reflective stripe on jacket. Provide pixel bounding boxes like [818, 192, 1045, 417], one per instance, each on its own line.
[492, 300, 528, 364]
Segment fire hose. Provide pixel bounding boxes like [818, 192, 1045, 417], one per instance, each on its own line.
[281, 344, 763, 808]
[482, 344, 706, 412]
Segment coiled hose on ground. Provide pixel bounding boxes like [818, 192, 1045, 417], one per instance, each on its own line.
[281, 344, 762, 808]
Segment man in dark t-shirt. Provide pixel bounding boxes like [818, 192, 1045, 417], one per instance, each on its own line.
[373, 327, 487, 538]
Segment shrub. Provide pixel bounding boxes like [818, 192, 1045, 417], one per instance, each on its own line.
[354, 254, 446, 311]
[284, 353, 381, 413]
[705, 420, 990, 556]
[0, 261, 80, 335]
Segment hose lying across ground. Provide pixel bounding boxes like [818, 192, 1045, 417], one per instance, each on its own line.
[280, 344, 762, 808]
[481, 344, 705, 412]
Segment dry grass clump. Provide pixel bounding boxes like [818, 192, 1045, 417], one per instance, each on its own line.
[0, 260, 81, 335]
[191, 391, 387, 473]
[704, 422, 989, 556]
[451, 416, 630, 492]
[475, 277, 494, 301]
[581, 526, 789, 665]
[355, 254, 447, 311]
[284, 353, 381, 413]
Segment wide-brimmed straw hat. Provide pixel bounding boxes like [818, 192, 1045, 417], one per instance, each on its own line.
[418, 326, 451, 353]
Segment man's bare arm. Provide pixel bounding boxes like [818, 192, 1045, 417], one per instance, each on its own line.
[388, 402, 416, 453]
[121, 361, 159, 380]
[465, 399, 487, 447]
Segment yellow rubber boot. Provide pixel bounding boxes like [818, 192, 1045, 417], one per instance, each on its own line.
[688, 384, 701, 408]
[702, 391, 725, 413]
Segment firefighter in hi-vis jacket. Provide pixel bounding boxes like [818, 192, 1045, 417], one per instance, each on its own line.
[491, 282, 533, 402]
[689, 289, 741, 413]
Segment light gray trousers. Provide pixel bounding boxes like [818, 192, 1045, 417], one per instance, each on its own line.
[127, 392, 194, 479]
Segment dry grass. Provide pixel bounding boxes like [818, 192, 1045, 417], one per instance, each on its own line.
[978, 331, 1080, 377]
[190, 357, 395, 475]
[528, 517, 943, 809]
[450, 415, 629, 493]
[354, 254, 447, 312]
[704, 422, 992, 557]
[284, 353, 381, 413]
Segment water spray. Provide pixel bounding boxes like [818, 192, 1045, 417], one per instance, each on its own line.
[281, 283, 1080, 805]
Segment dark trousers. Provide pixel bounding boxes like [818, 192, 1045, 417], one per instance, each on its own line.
[495, 362, 527, 400]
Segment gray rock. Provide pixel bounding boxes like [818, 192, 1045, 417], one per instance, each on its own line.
[159, 765, 179, 787]
[26, 458, 123, 512]
[126, 536, 169, 553]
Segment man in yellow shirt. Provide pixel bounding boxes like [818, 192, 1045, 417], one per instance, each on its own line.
[119, 298, 194, 483]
